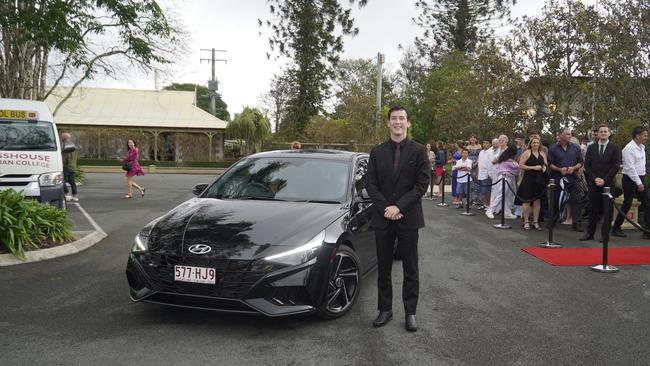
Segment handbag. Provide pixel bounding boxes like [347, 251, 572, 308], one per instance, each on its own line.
[122, 162, 132, 171]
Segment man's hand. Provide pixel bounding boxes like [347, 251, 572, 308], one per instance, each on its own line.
[638, 184, 645, 192]
[595, 178, 604, 187]
[566, 166, 574, 174]
[561, 167, 568, 175]
[384, 205, 402, 220]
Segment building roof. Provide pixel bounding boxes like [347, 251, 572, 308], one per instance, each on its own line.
[45, 87, 227, 130]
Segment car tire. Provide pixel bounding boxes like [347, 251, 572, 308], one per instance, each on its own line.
[316, 244, 361, 319]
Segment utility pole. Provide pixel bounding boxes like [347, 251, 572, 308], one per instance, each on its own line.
[376, 52, 384, 131]
[200, 48, 227, 115]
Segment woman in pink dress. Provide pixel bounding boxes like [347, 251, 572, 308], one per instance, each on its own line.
[120, 139, 146, 199]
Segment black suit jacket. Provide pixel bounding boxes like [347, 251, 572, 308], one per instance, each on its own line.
[366, 139, 430, 230]
[584, 142, 621, 188]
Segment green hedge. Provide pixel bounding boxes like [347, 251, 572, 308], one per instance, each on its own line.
[78, 159, 235, 168]
[0, 189, 74, 260]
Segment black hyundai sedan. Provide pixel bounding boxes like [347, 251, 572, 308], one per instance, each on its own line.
[126, 150, 376, 318]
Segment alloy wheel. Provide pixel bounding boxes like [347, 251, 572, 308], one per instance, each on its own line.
[325, 252, 359, 314]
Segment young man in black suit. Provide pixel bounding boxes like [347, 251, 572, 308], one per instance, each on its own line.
[580, 124, 621, 241]
[366, 105, 430, 332]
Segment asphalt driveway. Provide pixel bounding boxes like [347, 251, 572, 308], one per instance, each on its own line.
[0, 173, 648, 365]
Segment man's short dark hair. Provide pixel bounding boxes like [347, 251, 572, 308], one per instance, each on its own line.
[388, 105, 409, 120]
[632, 126, 647, 139]
[597, 123, 609, 131]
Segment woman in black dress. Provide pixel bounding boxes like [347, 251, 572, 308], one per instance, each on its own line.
[516, 136, 548, 230]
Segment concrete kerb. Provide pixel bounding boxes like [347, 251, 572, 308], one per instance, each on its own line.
[0, 203, 107, 267]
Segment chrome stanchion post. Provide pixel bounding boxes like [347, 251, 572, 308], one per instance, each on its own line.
[461, 172, 474, 216]
[437, 171, 448, 207]
[494, 178, 511, 229]
[591, 187, 619, 273]
[540, 179, 561, 248]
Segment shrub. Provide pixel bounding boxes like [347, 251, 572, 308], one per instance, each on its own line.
[0, 189, 74, 260]
[74, 166, 86, 184]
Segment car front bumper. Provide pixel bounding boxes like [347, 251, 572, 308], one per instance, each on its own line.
[126, 247, 335, 317]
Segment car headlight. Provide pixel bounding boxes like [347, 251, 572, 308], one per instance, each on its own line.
[39, 172, 63, 186]
[132, 234, 148, 253]
[263, 230, 326, 265]
[131, 217, 161, 253]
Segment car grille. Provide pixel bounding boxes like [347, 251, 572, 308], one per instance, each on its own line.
[145, 292, 255, 313]
[144, 254, 285, 299]
[0, 181, 29, 186]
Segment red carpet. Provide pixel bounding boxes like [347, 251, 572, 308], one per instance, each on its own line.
[522, 247, 650, 266]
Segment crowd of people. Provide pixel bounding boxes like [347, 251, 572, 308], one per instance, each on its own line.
[425, 124, 650, 241]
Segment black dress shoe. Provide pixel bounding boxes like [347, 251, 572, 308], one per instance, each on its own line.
[372, 311, 393, 327]
[579, 234, 594, 241]
[572, 223, 584, 232]
[611, 228, 627, 238]
[405, 314, 417, 332]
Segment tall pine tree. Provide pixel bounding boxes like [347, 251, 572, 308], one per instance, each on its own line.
[413, 0, 515, 62]
[261, 0, 367, 140]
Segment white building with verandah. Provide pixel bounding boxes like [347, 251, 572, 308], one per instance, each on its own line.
[45, 87, 228, 162]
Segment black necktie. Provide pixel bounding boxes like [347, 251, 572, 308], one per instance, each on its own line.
[394, 143, 401, 173]
[599, 144, 604, 157]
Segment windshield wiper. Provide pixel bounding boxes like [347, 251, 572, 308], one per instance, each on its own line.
[294, 200, 341, 204]
[8, 145, 56, 150]
[235, 196, 288, 201]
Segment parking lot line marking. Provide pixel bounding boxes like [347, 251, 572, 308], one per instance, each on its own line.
[70, 202, 106, 236]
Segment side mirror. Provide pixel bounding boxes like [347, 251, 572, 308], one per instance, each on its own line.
[62, 142, 76, 153]
[192, 183, 208, 196]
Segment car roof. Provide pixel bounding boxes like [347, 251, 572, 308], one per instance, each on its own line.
[0, 98, 54, 122]
[249, 149, 368, 162]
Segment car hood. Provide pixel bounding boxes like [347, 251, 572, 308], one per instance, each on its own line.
[147, 198, 345, 259]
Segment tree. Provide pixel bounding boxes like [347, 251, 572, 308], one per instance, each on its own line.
[413, 0, 516, 62]
[501, 0, 650, 135]
[330, 58, 395, 144]
[260, 0, 367, 139]
[226, 107, 271, 154]
[260, 72, 295, 132]
[594, 0, 650, 127]
[0, 0, 183, 114]
[304, 115, 350, 143]
[164, 83, 230, 121]
[404, 46, 521, 145]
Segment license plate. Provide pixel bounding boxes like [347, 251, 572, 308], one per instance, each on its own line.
[174, 265, 216, 284]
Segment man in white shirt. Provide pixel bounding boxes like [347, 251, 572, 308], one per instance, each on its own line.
[476, 139, 492, 209]
[612, 126, 650, 239]
[486, 135, 509, 218]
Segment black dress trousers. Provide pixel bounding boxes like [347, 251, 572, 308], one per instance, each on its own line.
[375, 222, 419, 315]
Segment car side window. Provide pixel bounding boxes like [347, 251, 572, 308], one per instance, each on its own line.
[354, 158, 368, 194]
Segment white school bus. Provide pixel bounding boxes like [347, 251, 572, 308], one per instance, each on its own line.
[0, 98, 67, 208]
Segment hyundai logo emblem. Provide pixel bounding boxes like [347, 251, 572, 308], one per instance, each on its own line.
[188, 244, 212, 255]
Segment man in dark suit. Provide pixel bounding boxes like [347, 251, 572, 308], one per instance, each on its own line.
[366, 105, 430, 332]
[580, 124, 621, 241]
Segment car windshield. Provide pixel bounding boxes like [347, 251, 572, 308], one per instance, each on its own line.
[0, 120, 57, 151]
[204, 157, 350, 203]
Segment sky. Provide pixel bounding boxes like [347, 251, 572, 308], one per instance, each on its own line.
[85, 0, 597, 119]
